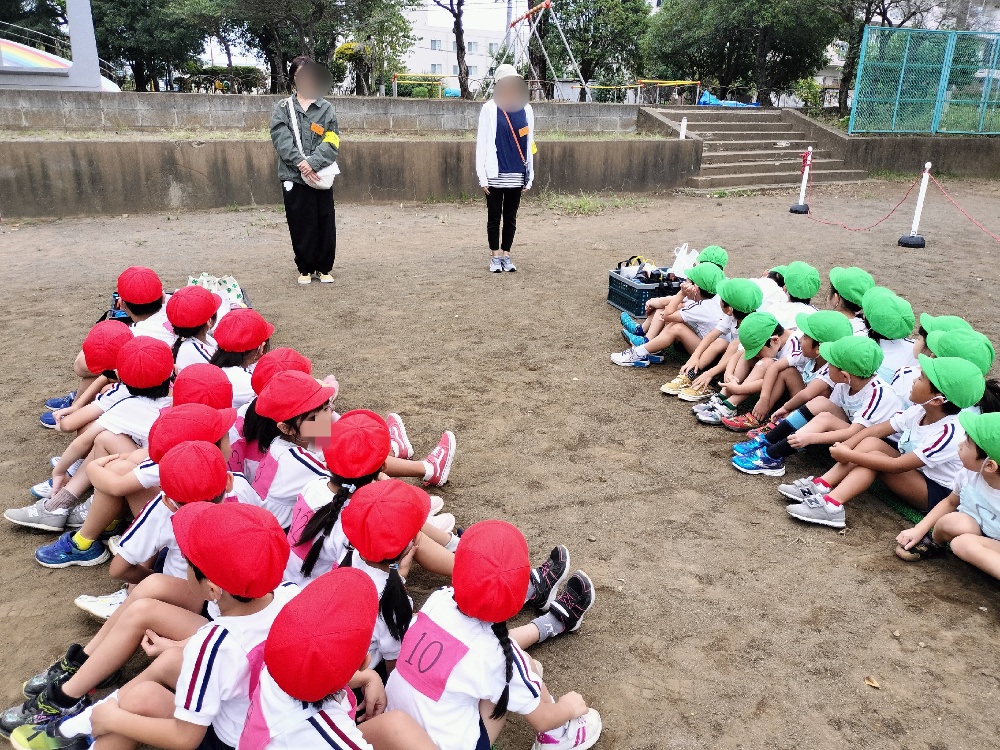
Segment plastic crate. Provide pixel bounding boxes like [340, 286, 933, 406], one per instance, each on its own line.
[607, 268, 682, 318]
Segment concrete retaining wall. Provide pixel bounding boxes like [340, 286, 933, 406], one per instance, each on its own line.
[0, 137, 698, 218]
[0, 90, 638, 133]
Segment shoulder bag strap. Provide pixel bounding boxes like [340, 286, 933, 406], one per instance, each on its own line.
[286, 96, 308, 160]
[501, 109, 527, 166]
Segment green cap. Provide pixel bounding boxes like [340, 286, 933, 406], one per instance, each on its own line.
[919, 313, 972, 335]
[919, 354, 986, 409]
[782, 261, 822, 300]
[795, 310, 854, 344]
[718, 278, 763, 314]
[861, 287, 915, 340]
[829, 266, 876, 306]
[769, 265, 788, 277]
[738, 312, 781, 359]
[958, 411, 1000, 463]
[818, 336, 884, 378]
[697, 245, 729, 269]
[686, 262, 725, 295]
[926, 329, 995, 376]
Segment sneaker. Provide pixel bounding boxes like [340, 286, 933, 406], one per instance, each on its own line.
[4, 499, 68, 533]
[75, 587, 128, 622]
[732, 450, 785, 477]
[733, 435, 768, 456]
[427, 495, 444, 517]
[0, 689, 88, 739]
[9, 717, 91, 750]
[317, 273, 334, 283]
[549, 571, 595, 633]
[297, 274, 312, 285]
[39, 413, 57, 429]
[610, 348, 649, 368]
[786, 496, 846, 529]
[677, 383, 715, 402]
[35, 533, 110, 569]
[386, 413, 414, 460]
[30, 480, 52, 500]
[697, 403, 735, 425]
[531, 708, 603, 750]
[426, 512, 456, 534]
[621, 329, 648, 348]
[692, 394, 723, 415]
[107, 535, 122, 556]
[527, 545, 571, 612]
[747, 419, 779, 440]
[660, 371, 693, 395]
[65, 499, 91, 529]
[423, 431, 456, 487]
[777, 476, 821, 503]
[721, 412, 764, 432]
[489, 256, 503, 273]
[620, 312, 645, 337]
[501, 255, 517, 272]
[20, 645, 87, 700]
[43, 393, 75, 411]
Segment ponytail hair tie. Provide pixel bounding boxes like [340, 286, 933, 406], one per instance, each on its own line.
[388, 562, 399, 571]
[344, 483, 357, 493]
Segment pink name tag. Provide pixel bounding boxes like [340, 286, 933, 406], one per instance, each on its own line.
[396, 613, 469, 701]
[287, 496, 316, 561]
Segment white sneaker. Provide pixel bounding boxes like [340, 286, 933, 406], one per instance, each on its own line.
[4, 498, 68, 532]
[610, 348, 650, 368]
[428, 495, 444, 517]
[297, 274, 312, 285]
[697, 403, 735, 425]
[318, 273, 334, 283]
[426, 512, 455, 534]
[532, 709, 603, 750]
[108, 535, 123, 556]
[67, 497, 92, 528]
[30, 479, 53, 499]
[75, 587, 129, 621]
[692, 394, 723, 415]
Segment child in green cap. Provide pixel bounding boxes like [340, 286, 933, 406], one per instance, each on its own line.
[896, 411, 1000, 575]
[828, 266, 875, 336]
[766, 261, 821, 330]
[731, 336, 902, 478]
[861, 287, 917, 383]
[781, 356, 985, 529]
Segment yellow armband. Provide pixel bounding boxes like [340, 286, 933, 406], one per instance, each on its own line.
[323, 131, 341, 148]
[531, 142, 538, 155]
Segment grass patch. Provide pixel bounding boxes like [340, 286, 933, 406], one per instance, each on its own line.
[540, 191, 650, 215]
[707, 188, 757, 198]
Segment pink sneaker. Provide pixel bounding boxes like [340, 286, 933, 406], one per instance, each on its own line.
[386, 413, 413, 460]
[532, 709, 603, 750]
[423, 431, 456, 486]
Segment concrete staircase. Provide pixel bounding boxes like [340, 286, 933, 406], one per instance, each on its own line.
[662, 107, 867, 191]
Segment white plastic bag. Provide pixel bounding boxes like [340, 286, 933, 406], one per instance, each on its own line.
[670, 243, 699, 279]
[187, 273, 250, 315]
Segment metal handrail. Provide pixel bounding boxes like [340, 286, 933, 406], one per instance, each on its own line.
[0, 20, 120, 80]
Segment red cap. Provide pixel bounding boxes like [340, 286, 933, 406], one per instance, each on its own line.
[115, 337, 174, 389]
[323, 410, 391, 479]
[255, 370, 335, 423]
[453, 520, 530, 624]
[265, 568, 377, 702]
[82, 320, 134, 374]
[117, 266, 164, 305]
[250, 348, 312, 396]
[148, 403, 237, 463]
[160, 441, 229, 504]
[172, 503, 289, 598]
[342, 480, 431, 562]
[173, 364, 233, 409]
[213, 309, 274, 353]
[166, 286, 223, 329]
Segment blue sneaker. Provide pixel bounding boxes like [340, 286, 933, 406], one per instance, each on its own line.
[732, 450, 785, 476]
[43, 393, 76, 411]
[39, 412, 57, 429]
[622, 329, 649, 348]
[30, 480, 52, 500]
[34, 533, 110, 569]
[620, 312, 645, 337]
[610, 348, 649, 368]
[733, 435, 768, 456]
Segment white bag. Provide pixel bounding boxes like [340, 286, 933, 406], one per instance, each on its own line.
[287, 96, 340, 190]
[670, 243, 699, 279]
[188, 273, 249, 317]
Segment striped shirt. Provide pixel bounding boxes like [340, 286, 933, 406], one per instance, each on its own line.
[831, 376, 902, 427]
[890, 406, 964, 487]
[487, 172, 526, 188]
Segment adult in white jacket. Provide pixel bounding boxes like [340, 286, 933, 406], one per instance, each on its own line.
[476, 64, 535, 274]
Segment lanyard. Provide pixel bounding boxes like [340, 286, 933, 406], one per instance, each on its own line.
[501, 109, 527, 166]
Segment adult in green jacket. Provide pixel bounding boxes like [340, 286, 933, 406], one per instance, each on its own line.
[270, 56, 341, 286]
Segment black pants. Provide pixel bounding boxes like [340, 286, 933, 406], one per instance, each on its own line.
[281, 180, 337, 274]
[486, 187, 522, 252]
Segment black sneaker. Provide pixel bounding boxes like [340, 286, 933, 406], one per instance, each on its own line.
[9, 715, 91, 750]
[22, 646, 86, 699]
[549, 571, 596, 633]
[0, 688, 88, 739]
[527, 545, 570, 612]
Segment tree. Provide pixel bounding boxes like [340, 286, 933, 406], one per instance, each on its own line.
[0, 0, 67, 51]
[431, 0, 471, 98]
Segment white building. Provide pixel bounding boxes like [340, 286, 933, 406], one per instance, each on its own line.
[402, 3, 511, 86]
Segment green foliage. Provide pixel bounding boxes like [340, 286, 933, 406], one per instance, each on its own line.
[792, 77, 822, 114]
[412, 85, 429, 98]
[0, 0, 66, 42]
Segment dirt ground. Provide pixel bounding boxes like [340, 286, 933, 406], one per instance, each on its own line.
[2, 178, 1000, 750]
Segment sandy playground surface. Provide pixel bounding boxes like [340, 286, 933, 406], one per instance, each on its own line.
[2, 179, 1000, 750]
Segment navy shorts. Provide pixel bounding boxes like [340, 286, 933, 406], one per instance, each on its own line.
[474, 718, 490, 750]
[924, 473, 952, 510]
[198, 726, 234, 750]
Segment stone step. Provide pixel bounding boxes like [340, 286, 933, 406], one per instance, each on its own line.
[702, 138, 815, 151]
[698, 158, 847, 176]
[686, 169, 869, 189]
[683, 121, 794, 133]
[701, 147, 832, 163]
[691, 129, 807, 142]
[655, 106, 780, 120]
[683, 180, 872, 195]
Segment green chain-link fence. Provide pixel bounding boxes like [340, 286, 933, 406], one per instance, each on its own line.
[849, 26, 1000, 134]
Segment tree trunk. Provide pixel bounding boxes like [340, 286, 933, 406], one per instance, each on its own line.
[754, 28, 772, 106]
[453, 0, 471, 99]
[221, 36, 234, 71]
[132, 57, 147, 92]
[528, 13, 550, 98]
[839, 22, 865, 114]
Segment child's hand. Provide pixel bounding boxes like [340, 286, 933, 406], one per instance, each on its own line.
[829, 443, 851, 462]
[691, 372, 712, 390]
[90, 696, 121, 736]
[356, 671, 387, 721]
[399, 538, 418, 578]
[51, 469, 68, 496]
[787, 433, 811, 449]
[751, 405, 768, 422]
[91, 454, 122, 469]
[141, 629, 180, 658]
[896, 527, 924, 549]
[772, 406, 789, 421]
[557, 692, 589, 720]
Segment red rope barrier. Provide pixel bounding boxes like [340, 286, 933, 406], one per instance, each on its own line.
[929, 175, 1000, 243]
[805, 168, 923, 232]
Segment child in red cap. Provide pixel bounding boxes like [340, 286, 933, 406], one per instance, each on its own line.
[24, 503, 297, 750]
[173, 364, 235, 411]
[1, 442, 241, 737]
[208, 309, 275, 408]
[386, 520, 600, 750]
[167, 286, 224, 373]
[239, 567, 440, 750]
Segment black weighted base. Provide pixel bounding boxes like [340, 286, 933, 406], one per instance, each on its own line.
[789, 203, 809, 214]
[898, 234, 926, 249]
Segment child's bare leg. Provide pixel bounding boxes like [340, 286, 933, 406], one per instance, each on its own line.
[92, 734, 138, 750]
[126, 487, 160, 517]
[413, 531, 454, 577]
[78, 489, 125, 541]
[696, 338, 728, 369]
[384, 456, 426, 479]
[947, 534, 1000, 579]
[933, 511, 983, 544]
[723, 360, 768, 407]
[756, 368, 804, 419]
[479, 699, 508, 743]
[359, 710, 441, 750]
[803, 397, 848, 421]
[642, 323, 683, 353]
[511, 623, 540, 650]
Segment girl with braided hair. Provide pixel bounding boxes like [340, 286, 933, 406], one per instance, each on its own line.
[386, 520, 600, 750]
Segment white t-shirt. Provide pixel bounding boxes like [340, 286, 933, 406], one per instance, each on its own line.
[679, 297, 724, 339]
[955, 469, 1000, 538]
[133, 458, 160, 489]
[890, 365, 920, 410]
[769, 301, 817, 331]
[252, 439, 329, 529]
[97, 395, 172, 448]
[813, 363, 836, 389]
[175, 336, 218, 373]
[131, 308, 176, 346]
[116, 493, 187, 579]
[282, 478, 351, 586]
[715, 315, 738, 343]
[830, 377, 902, 427]
[95, 383, 132, 412]
[175, 583, 299, 747]
[889, 406, 963, 488]
[753, 277, 788, 314]
[386, 588, 543, 750]
[230, 473, 262, 506]
[776, 334, 802, 362]
[878, 338, 918, 384]
[224, 366, 256, 409]
[783, 336, 820, 383]
[350, 555, 406, 665]
[850, 316, 869, 336]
